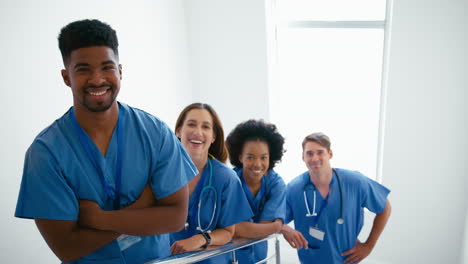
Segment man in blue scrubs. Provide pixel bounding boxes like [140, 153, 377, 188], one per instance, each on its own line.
[15, 19, 197, 264]
[282, 132, 391, 264]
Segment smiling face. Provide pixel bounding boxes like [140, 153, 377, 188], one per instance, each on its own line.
[302, 141, 333, 175]
[61, 46, 122, 113]
[239, 140, 270, 182]
[176, 109, 216, 159]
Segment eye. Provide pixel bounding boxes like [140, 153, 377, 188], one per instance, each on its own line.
[76, 67, 90, 72]
[103, 65, 115, 70]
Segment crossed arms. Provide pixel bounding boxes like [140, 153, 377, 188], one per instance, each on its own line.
[35, 185, 188, 263]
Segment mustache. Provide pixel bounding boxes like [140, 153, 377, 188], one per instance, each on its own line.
[85, 84, 112, 89]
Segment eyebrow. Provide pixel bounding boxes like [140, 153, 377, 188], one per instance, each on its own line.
[73, 60, 116, 69]
[246, 153, 269, 156]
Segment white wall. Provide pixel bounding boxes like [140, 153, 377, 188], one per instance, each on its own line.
[183, 0, 270, 134]
[0, 1, 192, 263]
[371, 0, 468, 263]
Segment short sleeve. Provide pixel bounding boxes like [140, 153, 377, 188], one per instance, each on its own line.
[217, 168, 253, 228]
[284, 185, 294, 224]
[259, 172, 286, 223]
[359, 173, 390, 214]
[15, 142, 78, 220]
[150, 123, 197, 199]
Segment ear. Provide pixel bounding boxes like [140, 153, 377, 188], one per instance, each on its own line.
[175, 127, 181, 139]
[118, 64, 123, 80]
[238, 154, 243, 164]
[302, 151, 306, 162]
[61, 69, 71, 87]
[328, 149, 333, 159]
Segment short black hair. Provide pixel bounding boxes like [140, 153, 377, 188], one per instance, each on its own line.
[58, 19, 119, 63]
[226, 119, 285, 170]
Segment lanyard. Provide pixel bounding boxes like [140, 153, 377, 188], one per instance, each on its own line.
[307, 175, 335, 227]
[240, 172, 266, 219]
[70, 108, 123, 209]
[187, 160, 209, 234]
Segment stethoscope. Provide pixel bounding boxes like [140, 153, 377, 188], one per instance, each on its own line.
[185, 156, 217, 233]
[303, 168, 344, 225]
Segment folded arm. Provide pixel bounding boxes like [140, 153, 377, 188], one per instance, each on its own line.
[80, 184, 189, 236]
[35, 219, 119, 263]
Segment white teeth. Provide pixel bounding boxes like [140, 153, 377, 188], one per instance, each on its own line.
[89, 90, 106, 96]
[190, 140, 203, 144]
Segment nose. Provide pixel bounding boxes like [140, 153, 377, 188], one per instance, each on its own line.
[253, 159, 262, 168]
[88, 70, 105, 86]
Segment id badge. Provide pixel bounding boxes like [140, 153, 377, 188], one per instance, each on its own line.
[117, 234, 142, 251]
[309, 226, 325, 241]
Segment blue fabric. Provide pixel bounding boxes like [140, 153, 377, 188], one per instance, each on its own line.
[285, 168, 390, 264]
[234, 169, 286, 264]
[15, 103, 197, 264]
[169, 159, 253, 264]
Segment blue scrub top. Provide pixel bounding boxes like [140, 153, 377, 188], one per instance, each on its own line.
[234, 168, 286, 264]
[169, 159, 253, 264]
[285, 168, 390, 264]
[15, 103, 198, 264]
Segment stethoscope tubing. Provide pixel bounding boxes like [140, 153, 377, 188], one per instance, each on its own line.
[304, 168, 344, 224]
[196, 158, 216, 233]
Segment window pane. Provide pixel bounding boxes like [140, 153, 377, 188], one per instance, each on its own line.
[276, 0, 387, 21]
[271, 28, 384, 181]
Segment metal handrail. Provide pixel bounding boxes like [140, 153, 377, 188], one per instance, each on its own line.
[145, 234, 280, 264]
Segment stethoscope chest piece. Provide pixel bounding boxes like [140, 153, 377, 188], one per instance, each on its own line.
[337, 218, 344, 225]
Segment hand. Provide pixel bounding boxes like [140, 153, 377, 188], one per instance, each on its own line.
[342, 240, 373, 263]
[170, 234, 205, 254]
[281, 225, 308, 249]
[79, 200, 103, 229]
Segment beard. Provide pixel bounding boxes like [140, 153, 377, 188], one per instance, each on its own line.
[79, 85, 118, 112]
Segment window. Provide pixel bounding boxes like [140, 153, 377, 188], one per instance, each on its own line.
[267, 0, 390, 182]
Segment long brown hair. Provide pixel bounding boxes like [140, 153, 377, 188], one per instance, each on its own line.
[175, 103, 228, 163]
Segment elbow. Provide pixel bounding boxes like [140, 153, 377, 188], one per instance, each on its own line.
[55, 251, 81, 263]
[168, 210, 188, 233]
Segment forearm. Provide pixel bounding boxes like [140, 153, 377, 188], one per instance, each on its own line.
[235, 219, 283, 239]
[95, 205, 187, 236]
[365, 200, 391, 247]
[209, 225, 235, 246]
[35, 219, 119, 263]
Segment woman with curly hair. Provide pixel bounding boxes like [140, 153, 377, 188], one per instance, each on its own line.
[226, 119, 287, 264]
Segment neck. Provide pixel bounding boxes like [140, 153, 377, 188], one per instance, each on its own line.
[309, 168, 333, 188]
[191, 154, 209, 175]
[243, 170, 263, 196]
[73, 102, 119, 137]
[244, 173, 262, 187]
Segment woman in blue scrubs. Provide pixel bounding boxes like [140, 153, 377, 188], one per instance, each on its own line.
[226, 119, 287, 264]
[169, 103, 253, 263]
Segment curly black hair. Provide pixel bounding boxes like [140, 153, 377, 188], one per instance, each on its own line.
[58, 19, 119, 63]
[226, 119, 285, 170]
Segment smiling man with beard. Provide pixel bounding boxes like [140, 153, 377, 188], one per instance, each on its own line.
[15, 19, 197, 264]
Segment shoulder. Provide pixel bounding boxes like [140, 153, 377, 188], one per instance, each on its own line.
[29, 111, 71, 155]
[211, 159, 240, 183]
[119, 102, 174, 139]
[287, 171, 308, 191]
[265, 170, 286, 187]
[334, 168, 382, 190]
